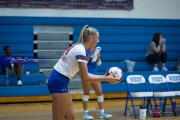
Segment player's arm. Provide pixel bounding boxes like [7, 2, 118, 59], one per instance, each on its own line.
[86, 49, 95, 62]
[78, 71, 81, 78]
[78, 62, 118, 83]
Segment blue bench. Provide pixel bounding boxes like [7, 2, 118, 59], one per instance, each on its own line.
[0, 35, 33, 44]
[74, 26, 180, 35]
[0, 85, 49, 97]
[23, 64, 39, 73]
[0, 44, 33, 53]
[0, 74, 46, 86]
[100, 52, 180, 61]
[0, 53, 34, 56]
[73, 34, 180, 44]
[0, 25, 33, 34]
[96, 61, 177, 72]
[97, 44, 180, 52]
[0, 64, 39, 74]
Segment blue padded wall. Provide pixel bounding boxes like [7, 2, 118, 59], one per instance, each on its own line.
[0, 16, 179, 95]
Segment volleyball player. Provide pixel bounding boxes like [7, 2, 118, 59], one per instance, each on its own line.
[47, 25, 119, 120]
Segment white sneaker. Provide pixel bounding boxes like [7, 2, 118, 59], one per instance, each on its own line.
[153, 67, 159, 72]
[83, 112, 94, 120]
[100, 111, 112, 119]
[17, 80, 23, 86]
[161, 67, 168, 71]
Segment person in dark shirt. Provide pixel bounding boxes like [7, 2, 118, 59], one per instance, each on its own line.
[1, 45, 23, 86]
[145, 33, 168, 71]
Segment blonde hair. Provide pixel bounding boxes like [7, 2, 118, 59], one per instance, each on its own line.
[75, 25, 98, 44]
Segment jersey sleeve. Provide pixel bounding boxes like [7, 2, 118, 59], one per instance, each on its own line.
[75, 46, 87, 63]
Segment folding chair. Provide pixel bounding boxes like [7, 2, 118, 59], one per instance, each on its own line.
[166, 74, 180, 97]
[124, 75, 154, 118]
[148, 74, 177, 116]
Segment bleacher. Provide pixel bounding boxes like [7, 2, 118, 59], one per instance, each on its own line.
[73, 20, 180, 93]
[0, 17, 180, 102]
[0, 25, 47, 98]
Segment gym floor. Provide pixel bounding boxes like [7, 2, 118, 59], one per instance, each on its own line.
[0, 99, 179, 120]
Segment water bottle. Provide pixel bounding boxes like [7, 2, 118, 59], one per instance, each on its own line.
[159, 98, 164, 112]
[92, 47, 101, 63]
[139, 101, 147, 120]
[26, 70, 30, 75]
[153, 105, 158, 118]
[6, 70, 9, 86]
[126, 107, 130, 115]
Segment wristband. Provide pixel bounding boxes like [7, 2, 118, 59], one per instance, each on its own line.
[97, 60, 102, 66]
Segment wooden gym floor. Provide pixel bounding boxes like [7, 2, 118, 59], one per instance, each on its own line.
[0, 98, 180, 120]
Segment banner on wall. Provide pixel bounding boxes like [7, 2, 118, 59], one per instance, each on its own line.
[20, 0, 60, 8]
[97, 0, 133, 10]
[0, 0, 19, 7]
[0, 0, 133, 9]
[61, 0, 98, 9]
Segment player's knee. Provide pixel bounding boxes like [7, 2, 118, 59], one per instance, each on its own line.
[97, 95, 104, 102]
[82, 95, 89, 102]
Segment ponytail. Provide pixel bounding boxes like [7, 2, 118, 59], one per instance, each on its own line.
[75, 25, 98, 45]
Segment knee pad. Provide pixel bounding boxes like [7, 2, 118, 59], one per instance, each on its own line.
[97, 95, 104, 102]
[82, 95, 89, 102]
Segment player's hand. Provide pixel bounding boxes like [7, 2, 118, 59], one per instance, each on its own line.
[106, 74, 120, 84]
[90, 48, 96, 53]
[159, 38, 163, 44]
[163, 38, 166, 44]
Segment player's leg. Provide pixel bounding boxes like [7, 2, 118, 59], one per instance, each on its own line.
[92, 82, 112, 119]
[48, 69, 70, 120]
[64, 91, 75, 120]
[52, 93, 69, 120]
[91, 82, 103, 109]
[14, 64, 23, 85]
[82, 81, 94, 119]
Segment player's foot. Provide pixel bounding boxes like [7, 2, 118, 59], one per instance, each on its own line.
[83, 112, 94, 120]
[153, 67, 159, 72]
[100, 111, 112, 119]
[17, 80, 23, 86]
[161, 67, 168, 71]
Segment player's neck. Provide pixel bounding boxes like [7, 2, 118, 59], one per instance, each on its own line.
[83, 43, 91, 51]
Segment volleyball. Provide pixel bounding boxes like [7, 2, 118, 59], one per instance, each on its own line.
[106, 67, 123, 84]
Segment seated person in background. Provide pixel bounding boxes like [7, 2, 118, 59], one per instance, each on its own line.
[145, 33, 168, 71]
[1, 45, 23, 86]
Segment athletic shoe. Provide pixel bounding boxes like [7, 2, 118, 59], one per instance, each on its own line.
[153, 67, 159, 72]
[83, 112, 94, 120]
[161, 67, 168, 71]
[17, 80, 23, 86]
[100, 111, 112, 119]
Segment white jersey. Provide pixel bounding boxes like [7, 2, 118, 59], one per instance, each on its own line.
[54, 43, 87, 79]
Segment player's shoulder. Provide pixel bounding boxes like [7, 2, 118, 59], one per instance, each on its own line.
[73, 44, 85, 51]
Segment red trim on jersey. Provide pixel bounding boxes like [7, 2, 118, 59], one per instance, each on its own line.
[76, 55, 86, 60]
